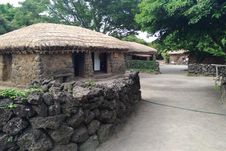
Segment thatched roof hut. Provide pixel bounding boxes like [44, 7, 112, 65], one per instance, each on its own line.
[124, 41, 157, 61]
[0, 23, 128, 85]
[125, 41, 157, 55]
[168, 50, 189, 64]
[0, 23, 128, 54]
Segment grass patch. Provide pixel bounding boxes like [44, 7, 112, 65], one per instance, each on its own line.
[83, 79, 96, 87]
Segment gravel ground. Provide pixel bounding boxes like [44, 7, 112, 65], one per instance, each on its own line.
[97, 64, 226, 151]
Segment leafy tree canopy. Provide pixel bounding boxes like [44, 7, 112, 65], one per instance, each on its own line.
[0, 0, 50, 34]
[121, 34, 147, 45]
[136, 0, 226, 57]
[0, 0, 140, 38]
[0, 4, 16, 34]
[48, 0, 140, 37]
[12, 0, 50, 28]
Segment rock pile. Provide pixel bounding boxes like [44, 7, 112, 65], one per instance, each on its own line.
[188, 64, 226, 76]
[0, 72, 141, 151]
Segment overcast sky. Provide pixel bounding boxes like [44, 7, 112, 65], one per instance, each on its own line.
[0, 0, 24, 6]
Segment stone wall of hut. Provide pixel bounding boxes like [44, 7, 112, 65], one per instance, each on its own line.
[0, 55, 4, 81]
[0, 51, 127, 85]
[110, 52, 126, 74]
[0, 72, 141, 151]
[39, 54, 74, 80]
[11, 54, 40, 85]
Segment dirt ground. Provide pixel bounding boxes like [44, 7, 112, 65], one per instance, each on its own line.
[97, 65, 226, 151]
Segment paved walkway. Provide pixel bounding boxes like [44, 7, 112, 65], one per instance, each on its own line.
[97, 65, 226, 151]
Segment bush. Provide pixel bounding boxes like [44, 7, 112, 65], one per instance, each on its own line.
[0, 88, 43, 99]
[126, 60, 158, 72]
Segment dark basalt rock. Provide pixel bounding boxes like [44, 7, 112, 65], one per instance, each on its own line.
[97, 124, 113, 143]
[18, 129, 53, 151]
[33, 102, 48, 117]
[99, 110, 116, 123]
[88, 120, 100, 135]
[79, 135, 99, 151]
[0, 134, 16, 151]
[52, 143, 78, 151]
[27, 93, 42, 105]
[13, 104, 35, 118]
[99, 99, 117, 110]
[3, 118, 29, 135]
[84, 110, 95, 124]
[48, 103, 61, 116]
[62, 97, 80, 115]
[0, 72, 141, 151]
[42, 93, 54, 106]
[0, 108, 13, 130]
[71, 126, 89, 143]
[30, 114, 66, 130]
[0, 98, 13, 107]
[50, 125, 74, 145]
[67, 109, 84, 128]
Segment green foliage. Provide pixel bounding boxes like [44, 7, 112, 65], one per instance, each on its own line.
[0, 88, 43, 99]
[121, 35, 147, 45]
[0, 0, 50, 35]
[161, 51, 170, 63]
[136, 0, 226, 58]
[0, 0, 140, 37]
[83, 79, 96, 88]
[48, 0, 140, 36]
[0, 102, 17, 109]
[214, 82, 221, 91]
[7, 103, 17, 109]
[0, 4, 16, 34]
[126, 60, 157, 72]
[12, 0, 50, 28]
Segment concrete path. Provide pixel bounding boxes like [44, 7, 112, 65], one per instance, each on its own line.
[97, 65, 226, 151]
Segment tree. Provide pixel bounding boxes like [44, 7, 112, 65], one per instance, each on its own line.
[12, 0, 50, 28]
[0, 4, 16, 34]
[48, 0, 140, 36]
[136, 0, 226, 57]
[121, 34, 147, 45]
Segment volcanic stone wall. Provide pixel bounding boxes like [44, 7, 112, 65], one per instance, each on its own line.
[39, 54, 74, 80]
[110, 53, 126, 74]
[188, 64, 226, 76]
[11, 54, 40, 84]
[0, 72, 141, 151]
[0, 55, 4, 81]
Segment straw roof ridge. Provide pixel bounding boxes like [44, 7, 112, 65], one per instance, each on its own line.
[0, 23, 128, 54]
[125, 41, 157, 54]
[168, 50, 188, 55]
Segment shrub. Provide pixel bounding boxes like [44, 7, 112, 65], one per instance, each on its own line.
[83, 79, 96, 87]
[126, 60, 158, 72]
[0, 88, 43, 99]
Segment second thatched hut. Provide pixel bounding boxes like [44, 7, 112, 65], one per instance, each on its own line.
[125, 41, 157, 61]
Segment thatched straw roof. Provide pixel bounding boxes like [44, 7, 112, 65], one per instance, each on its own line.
[0, 23, 128, 54]
[125, 41, 157, 55]
[168, 50, 188, 55]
